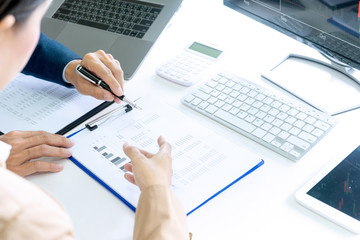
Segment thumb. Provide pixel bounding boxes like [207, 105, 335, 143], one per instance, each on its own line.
[123, 142, 142, 161]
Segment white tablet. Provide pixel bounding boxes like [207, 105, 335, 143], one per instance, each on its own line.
[296, 145, 360, 234]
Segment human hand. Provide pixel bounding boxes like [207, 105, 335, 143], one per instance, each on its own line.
[65, 50, 124, 104]
[122, 136, 173, 190]
[0, 131, 74, 177]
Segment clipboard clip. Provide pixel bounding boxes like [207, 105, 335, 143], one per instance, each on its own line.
[85, 104, 133, 131]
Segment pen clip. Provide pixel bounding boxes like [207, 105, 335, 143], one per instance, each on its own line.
[85, 104, 133, 131]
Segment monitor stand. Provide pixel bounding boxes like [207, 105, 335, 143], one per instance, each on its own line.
[261, 54, 360, 116]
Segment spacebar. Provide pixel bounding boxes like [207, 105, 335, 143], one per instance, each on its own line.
[214, 109, 256, 133]
[77, 19, 109, 30]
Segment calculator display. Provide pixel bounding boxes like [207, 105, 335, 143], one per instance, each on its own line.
[188, 42, 222, 59]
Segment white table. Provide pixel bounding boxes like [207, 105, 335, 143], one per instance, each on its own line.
[28, 1, 360, 239]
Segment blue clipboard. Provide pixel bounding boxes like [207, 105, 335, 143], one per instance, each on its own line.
[68, 126, 264, 215]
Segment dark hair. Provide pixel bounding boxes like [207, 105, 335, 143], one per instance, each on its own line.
[0, 0, 46, 23]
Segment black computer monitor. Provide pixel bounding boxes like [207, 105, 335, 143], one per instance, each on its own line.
[223, 0, 360, 80]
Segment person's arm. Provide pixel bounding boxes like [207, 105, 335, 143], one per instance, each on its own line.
[22, 33, 124, 103]
[22, 33, 79, 87]
[134, 185, 189, 240]
[123, 136, 189, 240]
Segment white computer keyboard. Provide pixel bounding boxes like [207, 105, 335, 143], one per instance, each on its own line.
[182, 72, 336, 161]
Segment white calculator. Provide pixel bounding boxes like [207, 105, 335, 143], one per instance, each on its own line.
[156, 41, 223, 86]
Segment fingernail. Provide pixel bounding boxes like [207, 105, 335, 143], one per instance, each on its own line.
[65, 149, 72, 156]
[123, 142, 129, 148]
[56, 164, 64, 171]
[104, 92, 113, 101]
[67, 139, 75, 145]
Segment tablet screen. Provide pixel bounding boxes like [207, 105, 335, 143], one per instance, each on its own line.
[307, 146, 360, 221]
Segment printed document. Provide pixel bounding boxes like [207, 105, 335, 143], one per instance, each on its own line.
[0, 73, 103, 133]
[70, 96, 263, 214]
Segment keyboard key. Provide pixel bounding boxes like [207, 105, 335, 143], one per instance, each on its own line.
[140, 19, 153, 26]
[269, 127, 281, 135]
[268, 108, 279, 116]
[245, 115, 256, 123]
[262, 133, 275, 143]
[304, 116, 316, 124]
[289, 127, 301, 136]
[271, 140, 282, 148]
[193, 91, 210, 101]
[289, 150, 301, 158]
[280, 123, 292, 131]
[222, 104, 232, 112]
[253, 128, 267, 138]
[287, 135, 310, 150]
[298, 131, 317, 144]
[198, 102, 209, 110]
[296, 112, 307, 120]
[278, 131, 290, 140]
[261, 123, 272, 131]
[303, 124, 315, 133]
[191, 98, 202, 106]
[133, 24, 149, 32]
[253, 119, 264, 127]
[264, 115, 275, 123]
[214, 109, 256, 133]
[237, 111, 248, 119]
[229, 107, 240, 115]
[255, 111, 266, 119]
[263, 97, 273, 105]
[248, 107, 258, 115]
[272, 119, 283, 127]
[294, 120, 305, 129]
[314, 120, 330, 131]
[205, 105, 218, 114]
[77, 19, 109, 30]
[215, 100, 225, 108]
[184, 95, 195, 103]
[207, 97, 217, 104]
[312, 128, 324, 137]
[277, 112, 288, 120]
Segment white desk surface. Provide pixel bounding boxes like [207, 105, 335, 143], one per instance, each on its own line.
[28, 0, 360, 239]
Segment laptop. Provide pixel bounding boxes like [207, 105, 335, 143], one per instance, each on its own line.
[41, 0, 183, 80]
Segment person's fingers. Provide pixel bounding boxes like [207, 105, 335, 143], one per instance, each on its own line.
[157, 136, 172, 157]
[100, 56, 124, 92]
[18, 133, 74, 151]
[10, 145, 72, 164]
[123, 142, 143, 160]
[124, 162, 133, 172]
[139, 149, 155, 159]
[17, 160, 64, 177]
[124, 172, 136, 185]
[6, 130, 52, 139]
[73, 77, 115, 101]
[82, 51, 123, 96]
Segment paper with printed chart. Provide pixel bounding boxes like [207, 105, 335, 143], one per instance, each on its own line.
[69, 96, 264, 214]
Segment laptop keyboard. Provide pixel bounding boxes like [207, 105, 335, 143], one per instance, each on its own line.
[182, 72, 337, 161]
[52, 0, 164, 39]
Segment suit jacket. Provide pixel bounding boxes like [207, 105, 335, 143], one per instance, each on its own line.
[22, 33, 80, 87]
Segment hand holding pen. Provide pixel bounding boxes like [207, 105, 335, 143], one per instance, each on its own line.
[76, 64, 141, 110]
[64, 50, 125, 104]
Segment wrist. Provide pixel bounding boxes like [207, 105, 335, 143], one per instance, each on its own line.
[64, 59, 81, 85]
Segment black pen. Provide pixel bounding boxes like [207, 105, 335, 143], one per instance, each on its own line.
[76, 65, 142, 110]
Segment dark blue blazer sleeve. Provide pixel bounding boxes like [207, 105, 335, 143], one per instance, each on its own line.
[22, 33, 81, 87]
